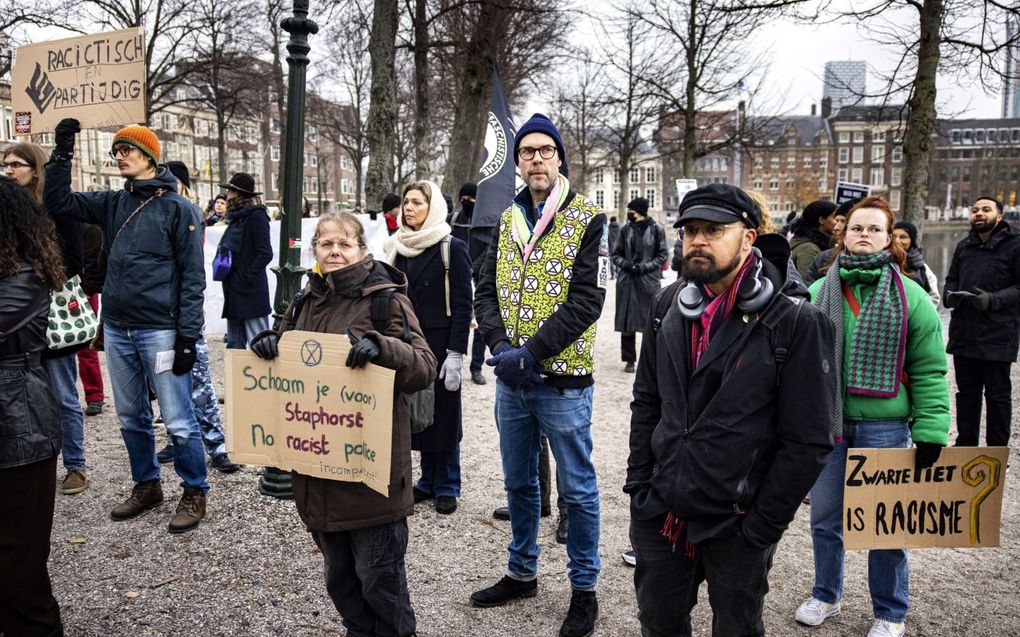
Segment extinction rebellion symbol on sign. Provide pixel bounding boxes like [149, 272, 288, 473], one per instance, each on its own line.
[300, 340, 323, 367]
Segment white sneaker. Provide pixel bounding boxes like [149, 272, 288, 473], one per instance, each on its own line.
[795, 598, 841, 626]
[621, 550, 636, 567]
[868, 619, 905, 637]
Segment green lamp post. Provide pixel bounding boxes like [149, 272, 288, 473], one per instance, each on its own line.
[259, 0, 318, 499]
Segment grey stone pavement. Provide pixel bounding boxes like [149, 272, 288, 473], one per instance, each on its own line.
[48, 281, 1019, 636]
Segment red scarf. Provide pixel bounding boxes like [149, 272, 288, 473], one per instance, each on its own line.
[665, 252, 758, 555]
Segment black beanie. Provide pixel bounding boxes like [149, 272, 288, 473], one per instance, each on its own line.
[627, 197, 649, 216]
[835, 197, 862, 216]
[801, 200, 837, 226]
[459, 182, 477, 199]
[381, 193, 401, 212]
[893, 220, 919, 248]
[165, 161, 190, 189]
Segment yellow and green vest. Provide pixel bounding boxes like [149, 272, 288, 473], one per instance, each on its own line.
[494, 195, 601, 377]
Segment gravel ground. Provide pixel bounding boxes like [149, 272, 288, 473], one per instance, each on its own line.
[50, 280, 1019, 636]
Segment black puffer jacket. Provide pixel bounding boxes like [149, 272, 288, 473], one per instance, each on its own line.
[0, 265, 60, 468]
[945, 220, 1020, 361]
[625, 247, 835, 548]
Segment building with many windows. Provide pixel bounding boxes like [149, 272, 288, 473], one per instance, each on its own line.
[587, 142, 664, 223]
[823, 61, 867, 111]
[928, 117, 1020, 218]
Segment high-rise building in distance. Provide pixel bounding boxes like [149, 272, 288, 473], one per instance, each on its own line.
[823, 60, 867, 111]
[1003, 17, 1020, 118]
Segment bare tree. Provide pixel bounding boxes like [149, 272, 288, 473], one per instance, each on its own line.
[364, 0, 399, 207]
[0, 0, 72, 76]
[591, 13, 664, 217]
[622, 0, 797, 181]
[442, 0, 569, 192]
[311, 3, 372, 207]
[827, 0, 1020, 225]
[553, 54, 610, 194]
[186, 0, 264, 184]
[81, 0, 198, 121]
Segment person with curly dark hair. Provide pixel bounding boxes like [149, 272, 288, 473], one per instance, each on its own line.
[4, 141, 90, 496]
[0, 176, 67, 637]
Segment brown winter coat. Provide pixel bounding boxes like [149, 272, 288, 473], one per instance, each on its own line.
[280, 255, 437, 532]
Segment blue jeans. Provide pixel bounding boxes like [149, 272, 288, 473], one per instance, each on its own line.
[809, 419, 910, 623]
[104, 324, 209, 492]
[417, 445, 461, 497]
[494, 381, 601, 590]
[44, 354, 85, 471]
[226, 316, 269, 349]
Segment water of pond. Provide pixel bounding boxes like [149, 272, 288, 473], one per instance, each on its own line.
[920, 227, 967, 285]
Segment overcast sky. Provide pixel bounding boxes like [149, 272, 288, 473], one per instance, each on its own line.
[525, 3, 1005, 122]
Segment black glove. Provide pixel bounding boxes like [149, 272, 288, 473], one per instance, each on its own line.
[972, 287, 992, 312]
[346, 328, 381, 368]
[914, 441, 944, 473]
[54, 118, 81, 159]
[172, 337, 197, 376]
[628, 263, 642, 275]
[250, 330, 280, 359]
[906, 249, 926, 272]
[943, 290, 963, 309]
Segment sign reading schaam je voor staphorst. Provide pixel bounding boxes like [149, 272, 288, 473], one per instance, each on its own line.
[224, 331, 395, 496]
[11, 28, 146, 135]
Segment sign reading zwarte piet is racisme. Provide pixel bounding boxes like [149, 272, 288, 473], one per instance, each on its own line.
[224, 331, 395, 496]
[11, 28, 146, 135]
[843, 446, 1010, 550]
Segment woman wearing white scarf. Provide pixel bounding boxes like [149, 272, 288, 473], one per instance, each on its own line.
[385, 181, 474, 515]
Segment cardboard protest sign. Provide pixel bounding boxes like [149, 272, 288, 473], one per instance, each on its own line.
[11, 28, 146, 135]
[834, 181, 871, 204]
[224, 331, 395, 496]
[843, 447, 1009, 550]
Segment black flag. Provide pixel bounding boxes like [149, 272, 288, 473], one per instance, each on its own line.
[472, 66, 517, 230]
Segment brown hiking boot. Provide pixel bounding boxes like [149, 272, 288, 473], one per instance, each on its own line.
[61, 469, 88, 495]
[168, 487, 206, 534]
[110, 479, 164, 520]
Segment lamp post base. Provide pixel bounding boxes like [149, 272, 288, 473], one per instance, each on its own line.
[259, 467, 294, 499]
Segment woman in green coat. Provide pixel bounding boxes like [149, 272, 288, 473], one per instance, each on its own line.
[795, 197, 951, 637]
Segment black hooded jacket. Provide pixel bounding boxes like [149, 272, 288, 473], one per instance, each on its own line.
[625, 238, 835, 548]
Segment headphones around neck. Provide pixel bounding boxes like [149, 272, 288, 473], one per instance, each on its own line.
[677, 247, 775, 320]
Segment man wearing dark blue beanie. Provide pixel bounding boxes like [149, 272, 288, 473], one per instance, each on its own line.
[472, 112, 605, 637]
[513, 113, 568, 177]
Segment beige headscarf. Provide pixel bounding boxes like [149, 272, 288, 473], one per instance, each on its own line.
[383, 180, 451, 262]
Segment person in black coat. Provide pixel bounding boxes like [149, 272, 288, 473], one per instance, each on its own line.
[944, 196, 1020, 447]
[612, 197, 668, 372]
[218, 173, 273, 349]
[0, 177, 66, 636]
[626, 184, 835, 636]
[608, 216, 621, 279]
[385, 180, 473, 514]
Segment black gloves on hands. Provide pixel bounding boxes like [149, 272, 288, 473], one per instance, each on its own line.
[971, 287, 992, 312]
[172, 337, 197, 376]
[250, 331, 280, 359]
[54, 118, 81, 159]
[346, 328, 381, 368]
[914, 441, 944, 473]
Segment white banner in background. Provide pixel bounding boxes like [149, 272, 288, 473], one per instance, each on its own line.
[202, 214, 388, 334]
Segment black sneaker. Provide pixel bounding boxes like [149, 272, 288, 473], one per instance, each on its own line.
[560, 589, 598, 637]
[492, 506, 510, 521]
[556, 514, 568, 544]
[156, 444, 174, 464]
[211, 454, 240, 473]
[471, 370, 487, 385]
[470, 575, 538, 608]
[413, 487, 434, 504]
[624, 361, 636, 373]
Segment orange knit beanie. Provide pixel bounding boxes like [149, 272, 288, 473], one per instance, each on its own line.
[112, 125, 161, 164]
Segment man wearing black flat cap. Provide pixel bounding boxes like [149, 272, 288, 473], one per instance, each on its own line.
[216, 172, 273, 350]
[626, 183, 835, 636]
[612, 197, 668, 372]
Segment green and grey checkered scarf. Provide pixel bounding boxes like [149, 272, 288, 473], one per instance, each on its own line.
[815, 249, 908, 438]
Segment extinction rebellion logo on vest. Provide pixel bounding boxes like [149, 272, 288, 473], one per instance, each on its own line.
[479, 112, 508, 182]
